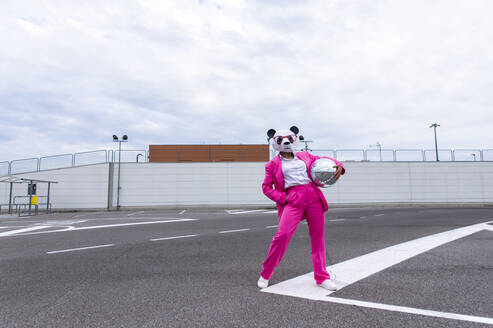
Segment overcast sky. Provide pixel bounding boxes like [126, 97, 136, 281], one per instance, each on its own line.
[1, 0, 492, 162]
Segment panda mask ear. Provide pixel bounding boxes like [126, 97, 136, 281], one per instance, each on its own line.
[267, 129, 276, 139]
[290, 126, 299, 135]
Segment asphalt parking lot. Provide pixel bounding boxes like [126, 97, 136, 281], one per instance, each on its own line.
[1, 207, 492, 327]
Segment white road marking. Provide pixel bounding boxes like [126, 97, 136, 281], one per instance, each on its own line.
[127, 211, 145, 217]
[15, 219, 197, 236]
[219, 228, 250, 234]
[264, 210, 279, 214]
[225, 209, 243, 214]
[266, 225, 279, 229]
[262, 220, 493, 323]
[329, 219, 346, 222]
[179, 210, 186, 214]
[0, 225, 48, 237]
[324, 297, 493, 325]
[151, 234, 197, 241]
[228, 210, 267, 215]
[360, 216, 367, 219]
[47, 244, 115, 254]
[374, 214, 385, 217]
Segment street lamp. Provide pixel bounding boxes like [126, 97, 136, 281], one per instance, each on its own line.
[369, 142, 383, 161]
[113, 134, 128, 210]
[299, 135, 313, 152]
[429, 123, 440, 162]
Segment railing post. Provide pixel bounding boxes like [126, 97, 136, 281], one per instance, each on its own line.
[480, 150, 484, 161]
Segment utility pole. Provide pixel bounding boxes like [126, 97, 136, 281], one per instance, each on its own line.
[429, 123, 440, 162]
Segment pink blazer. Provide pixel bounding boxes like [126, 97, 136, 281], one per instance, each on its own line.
[262, 151, 345, 213]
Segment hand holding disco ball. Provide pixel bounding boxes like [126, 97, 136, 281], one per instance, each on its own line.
[310, 158, 343, 188]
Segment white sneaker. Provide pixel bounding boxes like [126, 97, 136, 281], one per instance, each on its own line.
[319, 279, 337, 291]
[257, 276, 269, 289]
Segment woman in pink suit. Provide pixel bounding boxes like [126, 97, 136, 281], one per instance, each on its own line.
[258, 126, 345, 291]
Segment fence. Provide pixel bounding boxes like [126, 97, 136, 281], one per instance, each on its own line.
[1, 148, 492, 176]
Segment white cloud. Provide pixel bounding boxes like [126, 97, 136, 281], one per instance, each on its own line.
[0, 0, 492, 162]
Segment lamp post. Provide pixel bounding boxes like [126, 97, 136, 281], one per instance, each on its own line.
[299, 135, 313, 152]
[429, 123, 440, 162]
[369, 142, 382, 161]
[113, 134, 128, 211]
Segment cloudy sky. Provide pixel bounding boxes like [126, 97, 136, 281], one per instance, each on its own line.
[1, 0, 492, 162]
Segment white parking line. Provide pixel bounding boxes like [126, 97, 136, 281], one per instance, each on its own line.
[127, 211, 145, 217]
[151, 234, 197, 241]
[262, 220, 493, 324]
[17, 219, 197, 236]
[0, 225, 48, 237]
[324, 297, 493, 325]
[47, 244, 115, 254]
[360, 216, 367, 219]
[228, 210, 266, 215]
[266, 225, 279, 229]
[264, 210, 279, 214]
[179, 210, 186, 215]
[329, 219, 346, 222]
[219, 228, 250, 234]
[374, 214, 385, 217]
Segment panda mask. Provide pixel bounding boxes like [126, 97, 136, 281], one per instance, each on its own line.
[268, 126, 301, 153]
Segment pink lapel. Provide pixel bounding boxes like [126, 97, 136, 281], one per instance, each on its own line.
[296, 152, 314, 180]
[273, 155, 285, 190]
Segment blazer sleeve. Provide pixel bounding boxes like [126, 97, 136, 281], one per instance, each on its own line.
[261, 163, 287, 205]
[308, 152, 346, 175]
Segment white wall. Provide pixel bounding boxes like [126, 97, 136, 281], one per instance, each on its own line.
[1, 161, 492, 211]
[0, 164, 109, 210]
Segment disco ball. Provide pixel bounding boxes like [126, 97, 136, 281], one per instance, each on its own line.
[310, 158, 339, 188]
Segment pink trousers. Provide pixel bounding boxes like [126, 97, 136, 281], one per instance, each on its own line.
[260, 183, 331, 284]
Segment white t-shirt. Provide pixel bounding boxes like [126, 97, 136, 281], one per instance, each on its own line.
[281, 154, 312, 188]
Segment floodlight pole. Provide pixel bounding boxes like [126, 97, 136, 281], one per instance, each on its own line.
[429, 123, 440, 162]
[369, 142, 382, 161]
[113, 135, 128, 211]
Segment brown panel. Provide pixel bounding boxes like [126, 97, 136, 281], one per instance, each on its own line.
[149, 144, 269, 162]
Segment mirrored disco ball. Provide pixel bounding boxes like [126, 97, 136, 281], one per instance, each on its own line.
[310, 158, 338, 188]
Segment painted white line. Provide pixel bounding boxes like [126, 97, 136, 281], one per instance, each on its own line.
[263, 220, 493, 304]
[151, 234, 197, 241]
[229, 210, 266, 215]
[179, 210, 186, 215]
[127, 211, 145, 217]
[15, 219, 197, 236]
[374, 214, 385, 217]
[360, 216, 367, 219]
[225, 209, 243, 214]
[0, 225, 48, 237]
[266, 225, 279, 229]
[47, 244, 115, 254]
[324, 297, 493, 326]
[329, 219, 346, 222]
[219, 228, 250, 234]
[264, 210, 279, 214]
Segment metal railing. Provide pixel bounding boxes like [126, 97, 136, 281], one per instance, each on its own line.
[1, 147, 492, 176]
